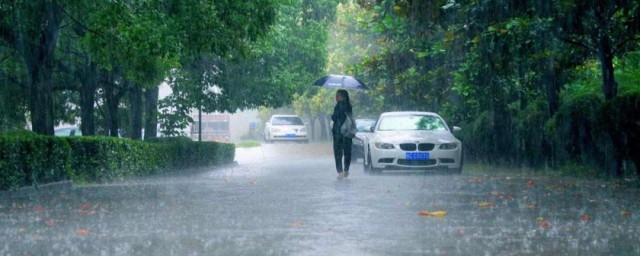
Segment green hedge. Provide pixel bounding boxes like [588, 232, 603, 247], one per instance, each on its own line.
[0, 135, 235, 190]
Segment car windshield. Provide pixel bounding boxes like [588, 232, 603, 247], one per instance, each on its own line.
[377, 115, 447, 131]
[54, 128, 73, 136]
[272, 117, 304, 125]
[356, 119, 376, 132]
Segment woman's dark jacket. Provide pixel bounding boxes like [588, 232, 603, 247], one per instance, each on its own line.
[331, 102, 352, 134]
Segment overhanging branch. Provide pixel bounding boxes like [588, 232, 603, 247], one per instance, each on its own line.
[558, 35, 597, 53]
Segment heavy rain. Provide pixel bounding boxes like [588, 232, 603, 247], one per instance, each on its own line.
[1, 0, 640, 255]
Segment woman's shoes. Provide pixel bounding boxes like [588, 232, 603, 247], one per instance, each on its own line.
[337, 172, 344, 180]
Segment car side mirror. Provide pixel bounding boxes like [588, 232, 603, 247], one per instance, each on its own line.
[453, 126, 462, 132]
[368, 126, 375, 133]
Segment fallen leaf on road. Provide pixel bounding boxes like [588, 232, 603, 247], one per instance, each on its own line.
[537, 217, 550, 229]
[250, 179, 258, 185]
[456, 228, 465, 235]
[580, 215, 590, 222]
[44, 219, 56, 227]
[621, 210, 631, 217]
[419, 211, 447, 217]
[78, 210, 96, 215]
[33, 205, 44, 212]
[12, 203, 24, 211]
[466, 177, 484, 183]
[76, 229, 90, 235]
[525, 179, 535, 187]
[478, 202, 496, 208]
[292, 221, 304, 227]
[526, 204, 538, 209]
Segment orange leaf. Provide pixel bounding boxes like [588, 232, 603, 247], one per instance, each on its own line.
[292, 221, 304, 228]
[621, 210, 631, 217]
[478, 202, 496, 208]
[525, 179, 535, 187]
[44, 219, 56, 227]
[526, 204, 538, 209]
[538, 220, 550, 229]
[580, 215, 590, 222]
[76, 229, 91, 235]
[33, 205, 44, 212]
[419, 211, 447, 217]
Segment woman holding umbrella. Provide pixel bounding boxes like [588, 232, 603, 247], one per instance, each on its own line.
[332, 89, 353, 179]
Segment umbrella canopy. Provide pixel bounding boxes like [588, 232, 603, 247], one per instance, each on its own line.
[312, 74, 367, 90]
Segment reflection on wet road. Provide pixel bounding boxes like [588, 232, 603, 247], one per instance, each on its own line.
[1, 143, 639, 255]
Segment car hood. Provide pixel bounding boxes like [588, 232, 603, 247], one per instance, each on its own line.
[373, 130, 458, 144]
[270, 125, 305, 130]
[354, 132, 370, 141]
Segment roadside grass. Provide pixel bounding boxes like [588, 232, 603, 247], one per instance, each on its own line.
[464, 162, 638, 181]
[463, 163, 554, 177]
[235, 140, 261, 148]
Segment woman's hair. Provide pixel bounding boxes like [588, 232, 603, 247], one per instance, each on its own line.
[337, 89, 353, 113]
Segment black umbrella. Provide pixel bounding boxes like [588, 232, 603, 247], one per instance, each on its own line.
[313, 74, 367, 90]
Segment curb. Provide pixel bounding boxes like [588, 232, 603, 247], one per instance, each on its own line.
[0, 180, 74, 199]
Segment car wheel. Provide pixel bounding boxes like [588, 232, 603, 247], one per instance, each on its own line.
[451, 152, 464, 175]
[365, 151, 381, 174]
[264, 134, 271, 143]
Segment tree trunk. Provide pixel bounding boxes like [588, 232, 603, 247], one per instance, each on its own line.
[128, 83, 143, 140]
[21, 3, 62, 135]
[319, 114, 329, 141]
[144, 87, 159, 140]
[198, 107, 202, 142]
[26, 62, 55, 135]
[598, 35, 618, 100]
[104, 77, 125, 138]
[309, 116, 317, 141]
[79, 63, 97, 136]
[545, 57, 560, 117]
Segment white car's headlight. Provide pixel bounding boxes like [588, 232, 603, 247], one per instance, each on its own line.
[300, 128, 307, 133]
[439, 142, 458, 150]
[374, 142, 395, 150]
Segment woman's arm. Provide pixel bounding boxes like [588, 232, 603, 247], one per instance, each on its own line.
[331, 105, 339, 121]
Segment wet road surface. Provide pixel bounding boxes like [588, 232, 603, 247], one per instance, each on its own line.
[1, 143, 640, 255]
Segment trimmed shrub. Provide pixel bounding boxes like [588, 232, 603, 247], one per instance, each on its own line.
[0, 133, 71, 190]
[546, 94, 607, 170]
[600, 93, 640, 176]
[0, 135, 235, 190]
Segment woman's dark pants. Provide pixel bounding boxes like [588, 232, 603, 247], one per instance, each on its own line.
[333, 133, 353, 173]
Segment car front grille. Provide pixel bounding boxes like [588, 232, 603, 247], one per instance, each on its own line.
[399, 143, 417, 151]
[418, 143, 435, 151]
[439, 158, 455, 164]
[397, 159, 437, 166]
[400, 143, 435, 151]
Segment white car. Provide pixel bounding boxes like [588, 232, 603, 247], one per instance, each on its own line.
[363, 112, 463, 174]
[264, 115, 308, 143]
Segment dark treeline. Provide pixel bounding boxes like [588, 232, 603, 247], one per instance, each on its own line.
[0, 0, 295, 140]
[342, 0, 640, 177]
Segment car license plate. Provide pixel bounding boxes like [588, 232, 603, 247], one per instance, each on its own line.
[286, 134, 296, 138]
[406, 152, 429, 160]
